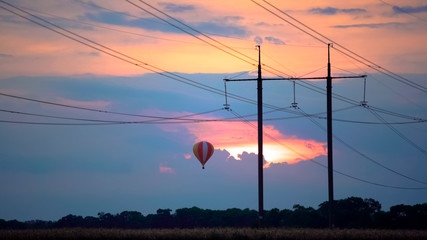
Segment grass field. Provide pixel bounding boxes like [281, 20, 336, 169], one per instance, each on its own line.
[1, 228, 427, 240]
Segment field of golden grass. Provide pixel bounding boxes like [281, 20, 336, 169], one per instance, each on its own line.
[1, 228, 427, 240]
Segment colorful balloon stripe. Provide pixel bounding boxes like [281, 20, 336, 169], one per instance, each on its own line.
[193, 141, 214, 169]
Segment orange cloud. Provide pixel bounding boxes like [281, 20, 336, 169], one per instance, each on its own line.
[1, 0, 425, 78]
[153, 109, 326, 167]
[185, 121, 326, 167]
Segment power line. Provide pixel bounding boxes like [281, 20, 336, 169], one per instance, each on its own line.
[6, 0, 411, 122]
[0, 92, 226, 121]
[368, 105, 425, 121]
[337, 48, 427, 112]
[1, 1, 424, 129]
[0, 1, 350, 118]
[297, 66, 327, 78]
[252, 0, 427, 93]
[0, 1, 263, 108]
[379, 0, 427, 22]
[258, 0, 427, 92]
[2, 103, 425, 189]
[0, 107, 225, 123]
[4, 0, 303, 112]
[310, 159, 427, 190]
[132, 0, 257, 62]
[127, 0, 294, 78]
[0, 0, 425, 192]
[0, 120, 121, 125]
[134, 0, 291, 78]
[297, 107, 427, 185]
[126, 0, 257, 67]
[367, 106, 427, 154]
[230, 109, 427, 190]
[2, 97, 424, 126]
[293, 78, 426, 121]
[261, 51, 298, 77]
[76, 0, 257, 43]
[21, 6, 210, 46]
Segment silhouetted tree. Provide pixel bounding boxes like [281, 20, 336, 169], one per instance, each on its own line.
[318, 197, 381, 228]
[291, 204, 324, 228]
[116, 211, 145, 228]
[174, 207, 205, 228]
[277, 209, 293, 227]
[83, 216, 100, 228]
[97, 212, 116, 228]
[25, 220, 53, 229]
[0, 219, 26, 229]
[55, 214, 84, 228]
[1, 197, 426, 229]
[222, 208, 257, 227]
[389, 203, 427, 229]
[264, 208, 281, 227]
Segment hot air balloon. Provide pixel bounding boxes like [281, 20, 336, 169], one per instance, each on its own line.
[193, 141, 214, 169]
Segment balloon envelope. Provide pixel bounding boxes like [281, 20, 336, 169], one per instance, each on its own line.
[193, 141, 214, 169]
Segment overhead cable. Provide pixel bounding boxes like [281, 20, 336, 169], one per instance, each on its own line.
[252, 0, 427, 92]
[230, 109, 427, 189]
[0, 1, 423, 126]
[297, 107, 427, 185]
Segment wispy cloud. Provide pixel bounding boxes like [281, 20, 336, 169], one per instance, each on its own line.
[85, 11, 249, 38]
[392, 5, 427, 14]
[85, 12, 183, 34]
[264, 36, 285, 45]
[159, 165, 175, 174]
[333, 22, 403, 29]
[219, 16, 244, 24]
[158, 2, 196, 13]
[0, 53, 13, 58]
[309, 7, 366, 15]
[193, 22, 249, 38]
[88, 52, 100, 57]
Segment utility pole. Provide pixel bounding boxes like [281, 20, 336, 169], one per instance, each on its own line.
[224, 44, 366, 228]
[326, 43, 334, 228]
[256, 45, 264, 226]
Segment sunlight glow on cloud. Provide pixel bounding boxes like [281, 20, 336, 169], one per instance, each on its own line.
[185, 121, 326, 167]
[153, 109, 327, 167]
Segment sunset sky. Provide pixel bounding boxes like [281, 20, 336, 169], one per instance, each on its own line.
[0, 0, 426, 221]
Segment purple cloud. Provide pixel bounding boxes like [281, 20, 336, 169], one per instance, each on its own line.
[309, 7, 366, 15]
[0, 53, 13, 58]
[392, 5, 427, 14]
[264, 36, 285, 45]
[333, 22, 403, 28]
[158, 2, 195, 13]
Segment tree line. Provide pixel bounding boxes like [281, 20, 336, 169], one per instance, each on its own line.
[1, 197, 426, 229]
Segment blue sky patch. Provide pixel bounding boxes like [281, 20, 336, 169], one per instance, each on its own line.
[85, 11, 182, 33]
[85, 11, 248, 37]
[194, 22, 249, 38]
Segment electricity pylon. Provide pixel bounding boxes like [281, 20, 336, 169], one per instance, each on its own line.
[224, 44, 366, 227]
